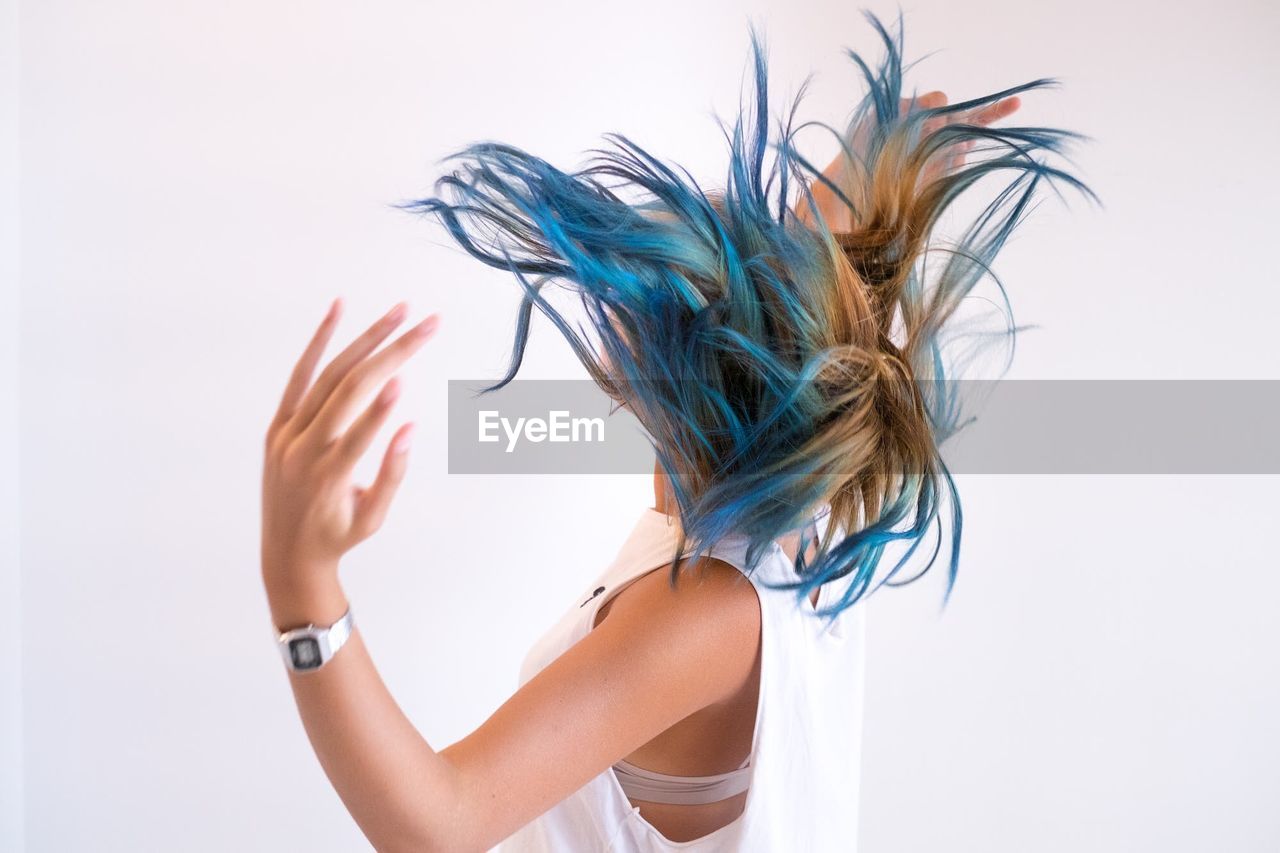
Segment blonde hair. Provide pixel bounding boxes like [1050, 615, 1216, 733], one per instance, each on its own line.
[401, 11, 1096, 617]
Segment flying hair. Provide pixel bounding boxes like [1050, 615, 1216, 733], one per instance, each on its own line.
[396, 8, 1099, 623]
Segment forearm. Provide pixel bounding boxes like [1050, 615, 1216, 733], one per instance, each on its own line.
[265, 570, 463, 852]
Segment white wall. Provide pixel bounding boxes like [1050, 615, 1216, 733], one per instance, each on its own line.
[2, 0, 24, 848]
[10, 1, 1279, 851]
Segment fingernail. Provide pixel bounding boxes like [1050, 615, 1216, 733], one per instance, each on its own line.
[379, 377, 401, 405]
[392, 423, 415, 455]
[386, 302, 408, 324]
[411, 315, 439, 339]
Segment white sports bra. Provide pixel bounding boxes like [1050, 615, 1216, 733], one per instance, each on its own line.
[611, 755, 752, 806]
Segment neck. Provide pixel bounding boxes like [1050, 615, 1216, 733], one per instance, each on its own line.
[652, 459, 675, 517]
[650, 459, 809, 563]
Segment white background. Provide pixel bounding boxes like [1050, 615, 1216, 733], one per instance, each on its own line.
[3, 1, 1278, 850]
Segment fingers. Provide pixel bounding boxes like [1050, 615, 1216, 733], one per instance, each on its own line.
[947, 97, 1020, 170]
[349, 422, 416, 544]
[905, 91, 1020, 128]
[303, 313, 439, 449]
[943, 139, 977, 174]
[921, 91, 947, 109]
[329, 375, 402, 476]
[968, 95, 1022, 127]
[902, 90, 947, 115]
[891, 90, 1020, 182]
[911, 92, 949, 137]
[286, 301, 410, 440]
[269, 298, 342, 439]
[901, 92, 1021, 127]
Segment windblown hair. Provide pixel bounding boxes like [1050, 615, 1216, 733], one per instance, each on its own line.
[398, 10, 1097, 620]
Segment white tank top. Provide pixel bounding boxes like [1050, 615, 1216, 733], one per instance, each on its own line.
[499, 505, 868, 852]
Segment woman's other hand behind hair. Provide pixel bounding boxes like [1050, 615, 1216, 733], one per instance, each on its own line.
[799, 90, 1022, 232]
[905, 90, 1022, 184]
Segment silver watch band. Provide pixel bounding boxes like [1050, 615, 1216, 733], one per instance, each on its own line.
[275, 606, 355, 673]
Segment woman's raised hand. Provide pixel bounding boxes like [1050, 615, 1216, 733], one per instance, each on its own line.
[261, 299, 440, 588]
[807, 89, 1023, 232]
[903, 90, 1022, 182]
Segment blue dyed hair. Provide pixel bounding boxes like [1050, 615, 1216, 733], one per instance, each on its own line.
[397, 9, 1097, 621]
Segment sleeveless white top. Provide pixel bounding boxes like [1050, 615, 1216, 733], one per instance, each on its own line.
[498, 505, 868, 852]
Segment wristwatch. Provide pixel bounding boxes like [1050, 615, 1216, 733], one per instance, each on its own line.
[275, 606, 355, 673]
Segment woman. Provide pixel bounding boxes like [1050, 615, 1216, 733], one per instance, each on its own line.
[259, 12, 1093, 851]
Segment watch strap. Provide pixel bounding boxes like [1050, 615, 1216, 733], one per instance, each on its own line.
[275, 606, 355, 672]
[326, 606, 354, 656]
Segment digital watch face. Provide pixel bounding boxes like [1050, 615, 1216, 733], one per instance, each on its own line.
[289, 637, 322, 670]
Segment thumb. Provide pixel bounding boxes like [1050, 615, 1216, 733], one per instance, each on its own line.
[350, 422, 415, 543]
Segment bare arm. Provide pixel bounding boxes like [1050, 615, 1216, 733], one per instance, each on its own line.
[265, 559, 757, 852]
[261, 300, 761, 852]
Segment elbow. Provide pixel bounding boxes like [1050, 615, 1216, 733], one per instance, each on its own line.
[365, 766, 486, 852]
[373, 828, 464, 853]
[367, 806, 476, 853]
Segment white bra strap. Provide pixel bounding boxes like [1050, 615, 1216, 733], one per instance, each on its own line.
[612, 757, 752, 805]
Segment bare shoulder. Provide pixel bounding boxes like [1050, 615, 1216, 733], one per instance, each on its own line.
[436, 556, 762, 848]
[593, 556, 762, 705]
